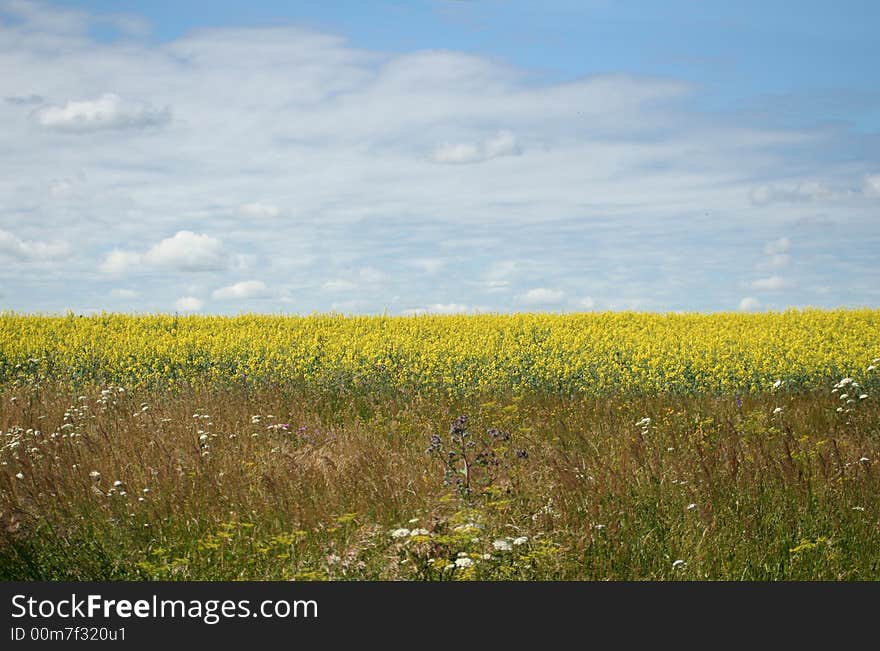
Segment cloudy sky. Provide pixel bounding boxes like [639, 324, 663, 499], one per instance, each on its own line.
[2, 0, 879, 315]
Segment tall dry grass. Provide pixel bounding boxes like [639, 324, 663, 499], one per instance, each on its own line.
[1, 382, 878, 579]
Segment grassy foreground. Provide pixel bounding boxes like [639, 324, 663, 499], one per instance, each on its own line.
[2, 382, 878, 580]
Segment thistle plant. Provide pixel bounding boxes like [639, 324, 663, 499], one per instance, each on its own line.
[426, 415, 526, 501]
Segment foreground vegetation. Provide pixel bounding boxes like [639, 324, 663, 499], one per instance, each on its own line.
[2, 380, 878, 580]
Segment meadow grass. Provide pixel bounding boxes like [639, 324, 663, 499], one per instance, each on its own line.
[2, 381, 878, 580]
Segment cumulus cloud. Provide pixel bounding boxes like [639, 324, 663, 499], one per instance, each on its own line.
[516, 288, 564, 306]
[0, 228, 70, 260]
[738, 297, 761, 312]
[37, 93, 170, 132]
[431, 130, 520, 164]
[175, 296, 204, 312]
[211, 280, 269, 300]
[100, 231, 227, 274]
[238, 202, 281, 218]
[145, 231, 226, 270]
[751, 276, 789, 291]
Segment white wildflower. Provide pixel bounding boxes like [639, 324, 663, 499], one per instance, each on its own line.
[409, 528, 429, 537]
[492, 539, 513, 551]
[859, 394, 868, 400]
[512, 536, 529, 546]
[687, 503, 697, 510]
[89, 470, 101, 480]
[773, 407, 783, 414]
[390, 528, 410, 539]
[15, 472, 24, 480]
[455, 557, 474, 568]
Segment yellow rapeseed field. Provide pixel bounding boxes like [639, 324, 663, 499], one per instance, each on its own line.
[2, 309, 879, 393]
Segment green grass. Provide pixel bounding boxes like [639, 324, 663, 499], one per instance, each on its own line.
[1, 382, 878, 580]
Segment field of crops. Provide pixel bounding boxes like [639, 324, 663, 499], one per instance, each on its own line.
[2, 310, 879, 580]
[3, 309, 880, 393]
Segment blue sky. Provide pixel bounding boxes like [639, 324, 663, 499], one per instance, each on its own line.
[1, 0, 879, 314]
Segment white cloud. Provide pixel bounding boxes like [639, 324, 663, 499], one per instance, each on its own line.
[751, 276, 789, 291]
[109, 288, 137, 299]
[238, 202, 281, 218]
[0, 228, 70, 260]
[431, 130, 521, 164]
[516, 288, 564, 306]
[484, 130, 519, 158]
[100, 250, 141, 274]
[432, 142, 482, 164]
[749, 181, 840, 206]
[141, 231, 226, 270]
[175, 296, 204, 312]
[101, 231, 227, 274]
[864, 174, 880, 197]
[37, 93, 170, 132]
[579, 297, 596, 309]
[738, 297, 761, 312]
[211, 280, 269, 300]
